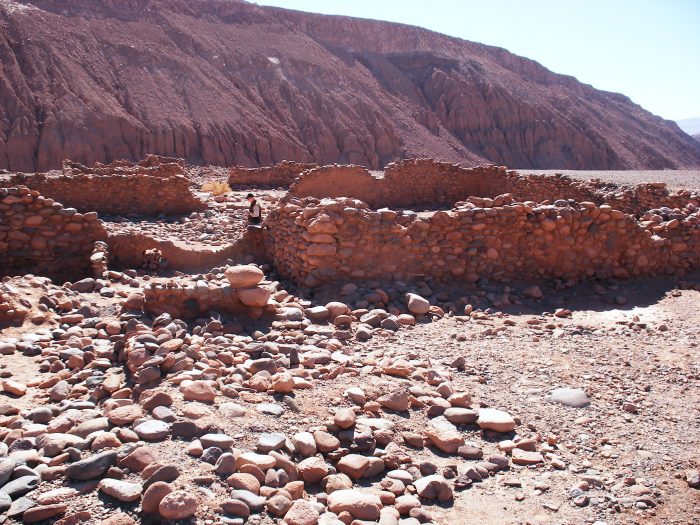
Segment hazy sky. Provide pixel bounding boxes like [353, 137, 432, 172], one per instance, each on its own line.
[255, 0, 700, 121]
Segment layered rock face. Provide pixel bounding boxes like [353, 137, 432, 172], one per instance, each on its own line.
[1, 0, 699, 171]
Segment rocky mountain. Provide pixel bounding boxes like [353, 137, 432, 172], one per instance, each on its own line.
[1, 0, 699, 171]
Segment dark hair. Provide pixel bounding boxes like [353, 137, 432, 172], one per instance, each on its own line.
[246, 193, 254, 199]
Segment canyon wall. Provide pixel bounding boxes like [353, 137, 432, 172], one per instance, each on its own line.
[1, 0, 698, 171]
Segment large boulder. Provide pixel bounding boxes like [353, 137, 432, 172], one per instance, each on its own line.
[225, 265, 264, 288]
[237, 287, 271, 307]
[327, 489, 382, 520]
[406, 293, 430, 315]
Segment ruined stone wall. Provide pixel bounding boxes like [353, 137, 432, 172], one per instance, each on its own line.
[590, 181, 700, 216]
[265, 195, 700, 287]
[62, 154, 185, 177]
[0, 173, 205, 216]
[107, 228, 265, 272]
[143, 279, 276, 320]
[289, 159, 699, 214]
[228, 161, 317, 188]
[288, 159, 600, 209]
[0, 186, 108, 280]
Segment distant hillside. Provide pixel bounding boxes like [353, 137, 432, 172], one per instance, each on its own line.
[677, 118, 700, 136]
[1, 0, 700, 171]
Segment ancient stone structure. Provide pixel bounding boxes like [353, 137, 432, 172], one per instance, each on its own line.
[91, 241, 109, 278]
[0, 157, 205, 216]
[228, 161, 317, 188]
[266, 160, 700, 286]
[62, 154, 185, 177]
[290, 159, 699, 213]
[107, 228, 265, 273]
[0, 186, 107, 280]
[142, 266, 275, 320]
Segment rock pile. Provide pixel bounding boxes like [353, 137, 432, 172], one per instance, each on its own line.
[0, 263, 545, 524]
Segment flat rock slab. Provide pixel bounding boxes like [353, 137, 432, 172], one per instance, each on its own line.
[65, 451, 117, 481]
[134, 420, 170, 441]
[477, 408, 516, 432]
[257, 432, 286, 452]
[512, 448, 544, 465]
[256, 403, 284, 416]
[99, 479, 142, 502]
[550, 388, 590, 407]
[200, 434, 234, 449]
[327, 489, 382, 520]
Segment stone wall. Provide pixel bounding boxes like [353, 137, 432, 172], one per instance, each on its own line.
[142, 278, 276, 320]
[0, 186, 108, 280]
[228, 161, 318, 188]
[107, 228, 266, 272]
[62, 154, 186, 177]
[289, 158, 699, 214]
[0, 172, 205, 216]
[265, 194, 700, 287]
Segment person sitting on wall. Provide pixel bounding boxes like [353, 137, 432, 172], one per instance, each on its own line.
[247, 193, 262, 225]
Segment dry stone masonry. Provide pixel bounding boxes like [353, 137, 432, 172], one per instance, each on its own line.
[229, 161, 318, 188]
[0, 186, 107, 280]
[0, 156, 205, 216]
[142, 265, 275, 320]
[289, 159, 699, 213]
[0, 156, 698, 524]
[266, 160, 700, 286]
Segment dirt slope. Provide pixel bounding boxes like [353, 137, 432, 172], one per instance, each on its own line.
[1, 0, 699, 171]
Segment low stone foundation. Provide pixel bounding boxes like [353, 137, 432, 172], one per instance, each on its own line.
[0, 186, 108, 280]
[142, 275, 276, 320]
[108, 227, 266, 273]
[62, 154, 185, 177]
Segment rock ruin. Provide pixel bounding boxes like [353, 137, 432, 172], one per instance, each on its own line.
[266, 159, 700, 286]
[1, 155, 699, 525]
